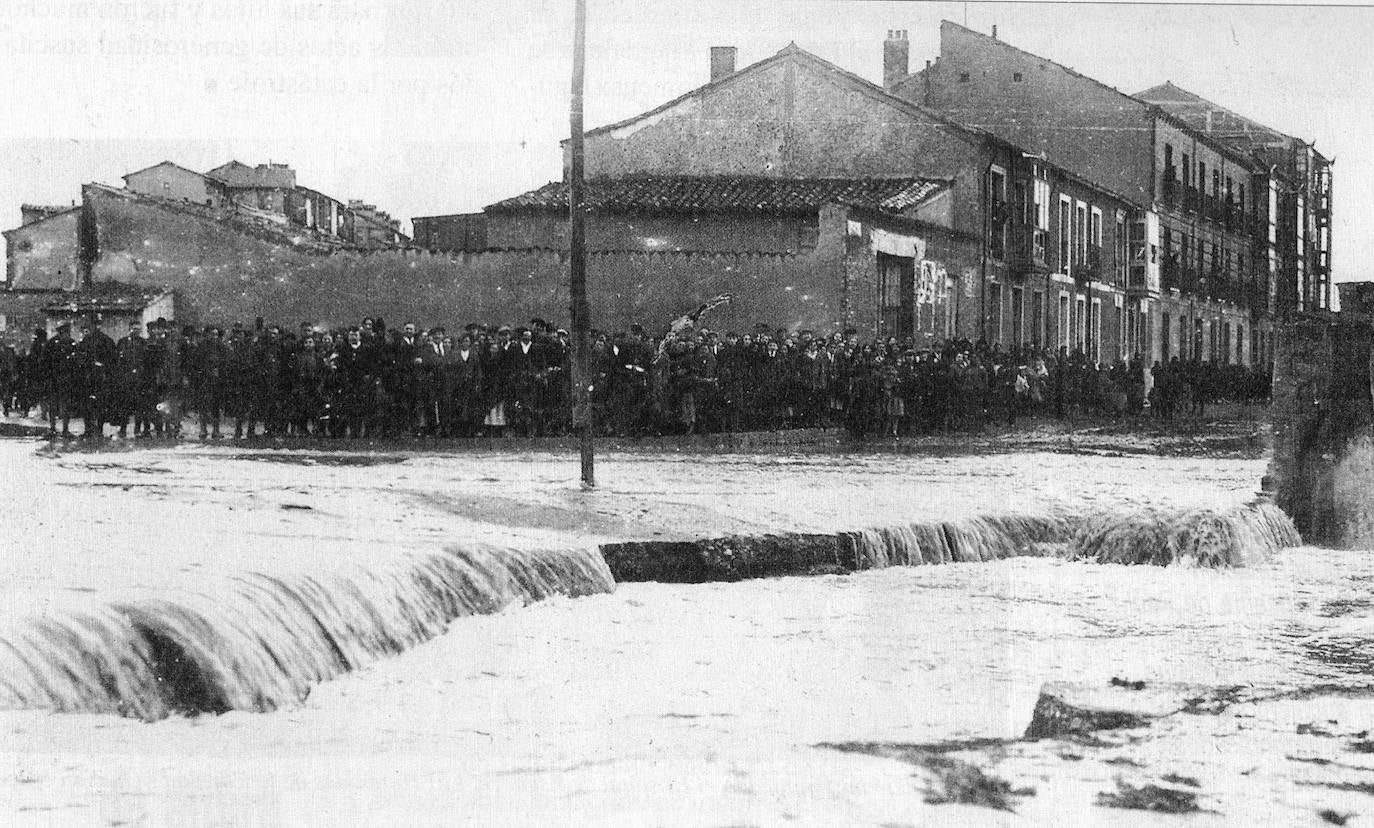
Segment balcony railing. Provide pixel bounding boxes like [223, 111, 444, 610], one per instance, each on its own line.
[1183, 186, 1200, 214]
[1162, 256, 1180, 292]
[1073, 245, 1103, 285]
[1161, 173, 1179, 206]
[1007, 224, 1049, 275]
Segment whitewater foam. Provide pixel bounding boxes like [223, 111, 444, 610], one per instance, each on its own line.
[0, 544, 613, 720]
[1068, 499, 1300, 567]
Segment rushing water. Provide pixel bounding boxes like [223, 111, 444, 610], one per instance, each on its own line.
[0, 440, 1351, 824]
[0, 440, 1295, 721]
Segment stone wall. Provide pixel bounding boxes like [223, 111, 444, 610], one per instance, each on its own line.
[485, 210, 817, 254]
[3, 208, 82, 290]
[1267, 304, 1374, 544]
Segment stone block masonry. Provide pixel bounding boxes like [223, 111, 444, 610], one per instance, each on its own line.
[1267, 289, 1374, 544]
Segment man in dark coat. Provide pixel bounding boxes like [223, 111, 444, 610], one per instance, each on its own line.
[194, 327, 228, 439]
[114, 321, 150, 438]
[335, 327, 379, 437]
[225, 327, 257, 438]
[507, 327, 547, 436]
[391, 322, 423, 435]
[46, 323, 79, 438]
[417, 327, 448, 436]
[447, 333, 483, 437]
[74, 318, 118, 442]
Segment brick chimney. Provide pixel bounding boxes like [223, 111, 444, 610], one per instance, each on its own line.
[884, 29, 910, 89]
[710, 46, 737, 82]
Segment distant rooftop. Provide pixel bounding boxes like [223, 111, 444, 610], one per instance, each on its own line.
[485, 176, 949, 215]
[206, 160, 297, 189]
[1134, 81, 1313, 152]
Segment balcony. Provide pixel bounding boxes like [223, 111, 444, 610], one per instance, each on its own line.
[1072, 245, 1102, 286]
[1161, 172, 1179, 207]
[1161, 256, 1180, 292]
[1182, 186, 1201, 215]
[1008, 224, 1049, 276]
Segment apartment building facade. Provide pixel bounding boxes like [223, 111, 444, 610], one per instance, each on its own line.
[890, 21, 1326, 369]
[526, 40, 1140, 356]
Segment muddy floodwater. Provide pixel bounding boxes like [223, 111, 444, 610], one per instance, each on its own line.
[0, 440, 1370, 825]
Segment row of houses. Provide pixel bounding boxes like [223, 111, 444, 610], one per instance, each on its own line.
[0, 23, 1334, 369]
[416, 22, 1333, 370]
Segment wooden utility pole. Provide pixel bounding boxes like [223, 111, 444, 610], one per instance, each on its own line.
[569, 0, 595, 488]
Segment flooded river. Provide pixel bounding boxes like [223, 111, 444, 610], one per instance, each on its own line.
[0, 440, 1364, 824]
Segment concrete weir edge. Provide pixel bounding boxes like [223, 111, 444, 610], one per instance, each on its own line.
[597, 499, 1299, 582]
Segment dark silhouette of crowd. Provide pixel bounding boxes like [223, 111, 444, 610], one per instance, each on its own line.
[0, 315, 1272, 442]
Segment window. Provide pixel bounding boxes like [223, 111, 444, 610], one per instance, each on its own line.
[1162, 311, 1171, 359]
[1115, 213, 1127, 286]
[1013, 72, 1023, 82]
[1090, 298, 1102, 362]
[989, 167, 1007, 260]
[959, 71, 970, 82]
[1031, 290, 1045, 347]
[1090, 208, 1103, 275]
[1198, 161, 1206, 193]
[1075, 296, 1087, 352]
[1236, 325, 1244, 365]
[1182, 153, 1191, 187]
[990, 283, 1003, 344]
[1058, 195, 1072, 271]
[1034, 180, 1050, 230]
[944, 274, 957, 337]
[1212, 169, 1221, 199]
[1164, 143, 1174, 175]
[1011, 286, 1024, 346]
[1075, 202, 1087, 266]
[1058, 293, 1070, 349]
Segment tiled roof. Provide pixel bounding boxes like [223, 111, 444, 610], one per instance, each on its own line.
[1134, 81, 1302, 148]
[485, 176, 948, 214]
[206, 160, 296, 189]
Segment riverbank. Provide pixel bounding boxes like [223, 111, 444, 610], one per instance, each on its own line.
[5, 400, 1271, 459]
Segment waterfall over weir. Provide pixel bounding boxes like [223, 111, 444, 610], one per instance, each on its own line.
[0, 498, 1299, 721]
[602, 501, 1300, 582]
[0, 544, 614, 721]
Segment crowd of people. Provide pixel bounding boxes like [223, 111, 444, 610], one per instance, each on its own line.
[0, 314, 1272, 442]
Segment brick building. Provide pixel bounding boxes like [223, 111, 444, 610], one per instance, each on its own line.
[889, 21, 1332, 369]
